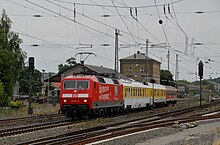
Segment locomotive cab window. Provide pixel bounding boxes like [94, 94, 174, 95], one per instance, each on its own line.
[77, 80, 89, 90]
[64, 80, 89, 90]
[64, 80, 76, 90]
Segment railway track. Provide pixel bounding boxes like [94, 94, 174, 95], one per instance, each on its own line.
[17, 102, 220, 145]
[0, 113, 64, 127]
[0, 113, 61, 123]
[0, 119, 75, 137]
[74, 114, 220, 145]
[0, 97, 201, 128]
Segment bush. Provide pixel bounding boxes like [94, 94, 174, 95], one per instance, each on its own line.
[8, 101, 22, 109]
[0, 82, 10, 107]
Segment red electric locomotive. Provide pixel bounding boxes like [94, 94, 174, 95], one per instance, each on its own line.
[60, 75, 123, 118]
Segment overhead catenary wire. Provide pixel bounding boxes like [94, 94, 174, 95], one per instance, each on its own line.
[111, 0, 138, 44]
[46, 0, 148, 44]
[154, 0, 170, 48]
[25, 0, 147, 55]
[26, 0, 204, 72]
[43, 0, 170, 65]
[16, 31, 78, 52]
[6, 0, 218, 78]
[114, 0, 161, 42]
[10, 0, 135, 50]
[51, 0, 183, 9]
[20, 0, 220, 61]
[88, 0, 159, 43]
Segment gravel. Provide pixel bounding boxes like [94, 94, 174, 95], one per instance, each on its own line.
[0, 119, 219, 145]
[92, 127, 181, 145]
[0, 105, 220, 145]
[92, 119, 220, 145]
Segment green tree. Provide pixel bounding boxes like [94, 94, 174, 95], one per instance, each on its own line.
[160, 69, 175, 86]
[0, 9, 26, 106]
[0, 82, 8, 106]
[58, 57, 76, 74]
[19, 67, 42, 95]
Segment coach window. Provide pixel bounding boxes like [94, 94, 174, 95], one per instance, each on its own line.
[136, 89, 138, 96]
[126, 88, 129, 97]
[133, 88, 136, 96]
[129, 88, 132, 96]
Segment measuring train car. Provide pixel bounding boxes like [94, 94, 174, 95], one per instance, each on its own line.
[60, 75, 177, 118]
[121, 80, 177, 110]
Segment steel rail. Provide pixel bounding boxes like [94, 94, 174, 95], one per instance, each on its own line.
[17, 102, 220, 145]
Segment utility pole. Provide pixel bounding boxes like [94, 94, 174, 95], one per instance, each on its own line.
[167, 50, 170, 71]
[175, 53, 179, 81]
[115, 29, 119, 75]
[47, 72, 51, 105]
[146, 39, 149, 82]
[175, 54, 179, 90]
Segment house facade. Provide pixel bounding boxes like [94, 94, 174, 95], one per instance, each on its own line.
[120, 51, 161, 83]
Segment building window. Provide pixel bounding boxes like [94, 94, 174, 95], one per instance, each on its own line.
[140, 67, 144, 73]
[129, 66, 132, 73]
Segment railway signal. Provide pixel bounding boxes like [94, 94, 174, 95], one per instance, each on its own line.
[198, 60, 204, 79]
[29, 57, 35, 71]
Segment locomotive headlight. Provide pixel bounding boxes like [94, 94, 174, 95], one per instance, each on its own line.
[84, 99, 87, 103]
[64, 99, 67, 102]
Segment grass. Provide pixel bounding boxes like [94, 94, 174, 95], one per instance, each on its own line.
[67, 118, 108, 131]
[0, 101, 60, 119]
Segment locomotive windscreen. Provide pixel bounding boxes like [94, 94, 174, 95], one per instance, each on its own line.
[64, 80, 89, 90]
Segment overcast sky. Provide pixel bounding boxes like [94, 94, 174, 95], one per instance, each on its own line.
[1, 0, 220, 82]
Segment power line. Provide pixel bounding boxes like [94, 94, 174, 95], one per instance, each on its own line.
[25, 0, 143, 50]
[47, 0, 144, 42]
[87, 0, 154, 42]
[154, 0, 170, 47]
[50, 0, 183, 9]
[113, 0, 161, 42]
[111, 0, 138, 44]
[16, 30, 77, 52]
